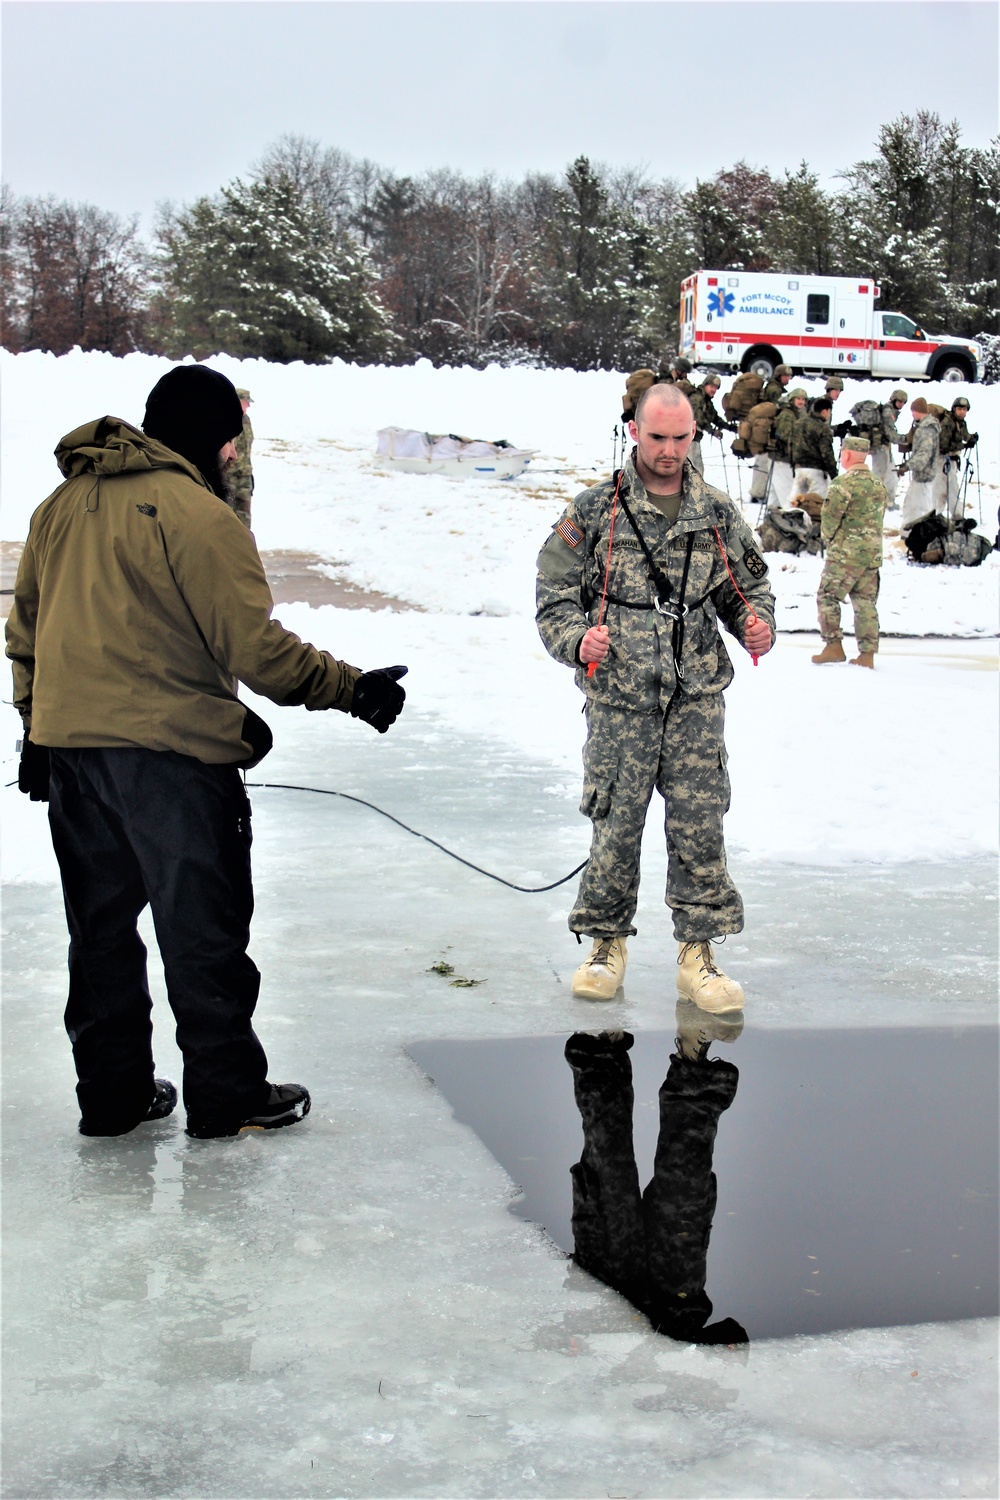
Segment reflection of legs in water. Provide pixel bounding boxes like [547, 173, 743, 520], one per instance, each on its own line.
[643, 1032, 746, 1345]
[564, 1031, 646, 1309]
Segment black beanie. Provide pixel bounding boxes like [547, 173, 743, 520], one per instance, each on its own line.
[142, 366, 244, 497]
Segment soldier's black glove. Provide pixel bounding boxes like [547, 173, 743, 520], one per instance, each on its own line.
[967, 433, 979, 446]
[350, 665, 408, 734]
[831, 420, 853, 439]
[17, 732, 50, 801]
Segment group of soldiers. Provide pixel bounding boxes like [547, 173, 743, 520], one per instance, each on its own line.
[618, 358, 983, 676]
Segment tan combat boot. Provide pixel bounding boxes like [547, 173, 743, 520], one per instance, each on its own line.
[850, 651, 876, 669]
[811, 640, 846, 664]
[571, 936, 628, 1000]
[676, 941, 745, 1013]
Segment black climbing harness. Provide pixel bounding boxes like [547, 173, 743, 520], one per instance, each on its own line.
[607, 472, 697, 682]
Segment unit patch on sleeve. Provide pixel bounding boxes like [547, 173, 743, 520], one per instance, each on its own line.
[556, 517, 583, 549]
[742, 545, 767, 579]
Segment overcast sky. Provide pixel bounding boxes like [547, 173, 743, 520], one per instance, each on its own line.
[2, 1, 997, 227]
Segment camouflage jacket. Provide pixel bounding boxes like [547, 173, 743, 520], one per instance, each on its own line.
[902, 416, 940, 482]
[689, 385, 726, 440]
[761, 378, 786, 405]
[821, 468, 888, 566]
[673, 377, 696, 400]
[937, 411, 975, 458]
[879, 402, 903, 447]
[536, 457, 775, 713]
[791, 413, 837, 479]
[772, 401, 802, 461]
[227, 414, 254, 524]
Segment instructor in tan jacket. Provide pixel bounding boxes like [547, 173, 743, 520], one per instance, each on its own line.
[6, 365, 407, 1140]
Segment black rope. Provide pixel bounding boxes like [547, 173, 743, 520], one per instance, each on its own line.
[245, 780, 589, 893]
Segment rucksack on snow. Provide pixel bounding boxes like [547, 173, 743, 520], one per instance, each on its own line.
[722, 372, 763, 423]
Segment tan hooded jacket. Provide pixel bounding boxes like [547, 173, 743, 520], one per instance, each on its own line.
[5, 417, 360, 763]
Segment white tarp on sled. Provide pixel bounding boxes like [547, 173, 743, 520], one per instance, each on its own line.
[376, 427, 535, 480]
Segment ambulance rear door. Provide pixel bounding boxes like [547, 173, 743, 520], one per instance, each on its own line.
[832, 284, 873, 374]
[798, 283, 838, 369]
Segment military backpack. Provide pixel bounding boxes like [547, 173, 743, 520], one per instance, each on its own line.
[850, 399, 884, 447]
[732, 401, 778, 457]
[722, 372, 763, 423]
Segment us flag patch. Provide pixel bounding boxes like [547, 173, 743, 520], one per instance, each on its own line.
[556, 517, 583, 548]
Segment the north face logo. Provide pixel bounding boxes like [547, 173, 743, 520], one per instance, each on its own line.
[136, 503, 157, 517]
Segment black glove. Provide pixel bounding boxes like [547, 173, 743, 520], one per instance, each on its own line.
[967, 433, 979, 446]
[18, 732, 50, 801]
[832, 420, 853, 439]
[350, 665, 408, 734]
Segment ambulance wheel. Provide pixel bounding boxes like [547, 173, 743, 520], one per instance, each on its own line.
[932, 357, 973, 383]
[743, 348, 780, 379]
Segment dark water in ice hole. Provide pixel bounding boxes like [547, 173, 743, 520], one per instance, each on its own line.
[407, 1025, 998, 1341]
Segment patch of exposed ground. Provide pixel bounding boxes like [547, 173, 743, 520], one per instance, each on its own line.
[260, 550, 416, 610]
[1, 539, 414, 611]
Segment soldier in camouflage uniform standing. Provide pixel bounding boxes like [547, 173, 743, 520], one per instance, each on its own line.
[761, 364, 792, 406]
[791, 396, 838, 500]
[933, 396, 977, 520]
[226, 388, 254, 528]
[536, 384, 775, 1013]
[768, 387, 807, 509]
[687, 373, 729, 477]
[898, 397, 941, 532]
[811, 437, 888, 669]
[869, 389, 908, 509]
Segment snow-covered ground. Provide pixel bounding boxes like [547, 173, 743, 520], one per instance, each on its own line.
[2, 350, 997, 879]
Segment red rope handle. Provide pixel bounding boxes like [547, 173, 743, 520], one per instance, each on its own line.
[587, 470, 623, 678]
[712, 525, 762, 665]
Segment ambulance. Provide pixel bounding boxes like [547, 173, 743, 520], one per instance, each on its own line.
[678, 271, 982, 383]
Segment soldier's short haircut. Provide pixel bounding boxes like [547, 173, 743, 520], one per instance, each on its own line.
[634, 382, 694, 428]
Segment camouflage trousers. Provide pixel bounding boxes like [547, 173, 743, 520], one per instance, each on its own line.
[570, 696, 744, 942]
[817, 555, 880, 652]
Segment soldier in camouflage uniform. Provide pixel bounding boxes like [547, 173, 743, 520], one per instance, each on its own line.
[687, 374, 729, 477]
[226, 389, 254, 528]
[869, 389, 908, 508]
[933, 396, 977, 520]
[811, 437, 888, 669]
[761, 364, 793, 406]
[790, 396, 837, 500]
[768, 387, 807, 509]
[536, 384, 775, 1013]
[899, 397, 941, 532]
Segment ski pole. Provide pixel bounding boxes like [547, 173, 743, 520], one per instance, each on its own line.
[974, 441, 982, 525]
[717, 434, 731, 493]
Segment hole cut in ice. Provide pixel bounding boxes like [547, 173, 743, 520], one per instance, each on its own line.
[407, 1022, 998, 1343]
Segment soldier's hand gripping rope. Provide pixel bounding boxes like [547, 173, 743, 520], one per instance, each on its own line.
[585, 469, 624, 680]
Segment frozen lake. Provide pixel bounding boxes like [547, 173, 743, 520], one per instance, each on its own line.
[2, 705, 997, 1498]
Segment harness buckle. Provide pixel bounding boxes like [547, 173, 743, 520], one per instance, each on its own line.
[653, 596, 688, 621]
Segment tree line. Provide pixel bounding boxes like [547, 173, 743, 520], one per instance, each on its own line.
[2, 112, 997, 373]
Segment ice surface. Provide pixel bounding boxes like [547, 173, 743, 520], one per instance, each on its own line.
[3, 709, 998, 1498]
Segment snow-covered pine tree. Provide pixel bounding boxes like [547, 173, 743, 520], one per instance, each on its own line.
[156, 177, 398, 364]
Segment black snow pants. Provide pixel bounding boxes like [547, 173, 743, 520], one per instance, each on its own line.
[48, 747, 270, 1131]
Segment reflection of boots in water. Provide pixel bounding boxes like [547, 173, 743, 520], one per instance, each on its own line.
[643, 1035, 747, 1345]
[564, 1031, 646, 1308]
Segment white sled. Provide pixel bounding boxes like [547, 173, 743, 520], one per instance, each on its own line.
[376, 427, 536, 481]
